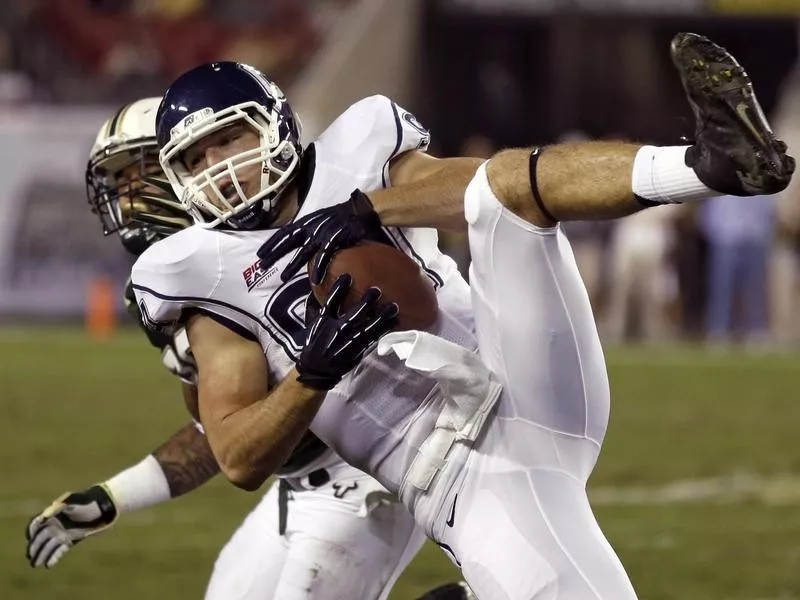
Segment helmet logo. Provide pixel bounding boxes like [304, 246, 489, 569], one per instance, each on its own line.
[267, 82, 285, 101]
[402, 110, 429, 136]
[170, 107, 214, 140]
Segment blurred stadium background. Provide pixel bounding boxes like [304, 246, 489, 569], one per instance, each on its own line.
[2, 0, 800, 598]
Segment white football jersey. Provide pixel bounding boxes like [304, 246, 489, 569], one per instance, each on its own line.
[131, 95, 476, 491]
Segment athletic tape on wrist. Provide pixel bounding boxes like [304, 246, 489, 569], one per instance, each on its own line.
[104, 455, 171, 513]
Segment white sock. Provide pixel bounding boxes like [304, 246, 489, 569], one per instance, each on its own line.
[632, 145, 717, 204]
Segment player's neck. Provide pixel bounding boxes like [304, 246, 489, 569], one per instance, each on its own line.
[269, 185, 300, 227]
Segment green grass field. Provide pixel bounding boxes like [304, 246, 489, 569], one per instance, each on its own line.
[2, 327, 799, 599]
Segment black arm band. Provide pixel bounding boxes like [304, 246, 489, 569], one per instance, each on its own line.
[528, 147, 557, 223]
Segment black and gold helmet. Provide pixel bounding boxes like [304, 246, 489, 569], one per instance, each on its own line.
[86, 97, 191, 255]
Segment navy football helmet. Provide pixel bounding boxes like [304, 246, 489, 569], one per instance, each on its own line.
[156, 62, 303, 229]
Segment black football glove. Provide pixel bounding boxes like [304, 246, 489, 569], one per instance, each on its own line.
[296, 274, 398, 391]
[304, 292, 322, 325]
[257, 190, 385, 285]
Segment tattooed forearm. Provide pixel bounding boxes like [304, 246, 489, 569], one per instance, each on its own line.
[153, 423, 220, 498]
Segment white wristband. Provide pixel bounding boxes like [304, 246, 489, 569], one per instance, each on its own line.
[104, 455, 171, 513]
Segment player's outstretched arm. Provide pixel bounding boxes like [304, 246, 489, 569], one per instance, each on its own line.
[25, 415, 219, 569]
[370, 151, 484, 231]
[258, 153, 483, 283]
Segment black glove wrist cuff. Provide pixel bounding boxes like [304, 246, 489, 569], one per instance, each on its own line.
[350, 189, 376, 215]
[296, 370, 341, 392]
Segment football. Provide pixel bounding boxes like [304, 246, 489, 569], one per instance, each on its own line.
[309, 240, 438, 331]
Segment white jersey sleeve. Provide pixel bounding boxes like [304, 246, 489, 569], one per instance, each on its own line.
[130, 228, 222, 335]
[308, 94, 463, 301]
[314, 95, 431, 189]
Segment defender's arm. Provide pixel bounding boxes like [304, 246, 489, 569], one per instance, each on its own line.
[25, 394, 219, 569]
[152, 412, 220, 498]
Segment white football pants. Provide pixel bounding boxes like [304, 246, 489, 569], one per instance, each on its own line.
[420, 163, 638, 600]
[205, 458, 426, 600]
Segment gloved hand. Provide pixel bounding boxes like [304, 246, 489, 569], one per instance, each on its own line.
[296, 274, 398, 391]
[26, 484, 118, 568]
[257, 190, 385, 285]
[160, 327, 198, 385]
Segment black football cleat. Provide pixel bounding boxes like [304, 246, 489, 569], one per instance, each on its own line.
[671, 32, 795, 196]
[414, 582, 475, 600]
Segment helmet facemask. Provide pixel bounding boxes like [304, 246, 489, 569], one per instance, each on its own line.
[159, 100, 301, 230]
[86, 143, 190, 255]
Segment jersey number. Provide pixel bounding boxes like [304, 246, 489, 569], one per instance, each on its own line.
[263, 275, 312, 360]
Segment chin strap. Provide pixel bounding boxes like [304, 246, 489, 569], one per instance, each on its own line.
[119, 226, 160, 256]
[227, 200, 273, 230]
